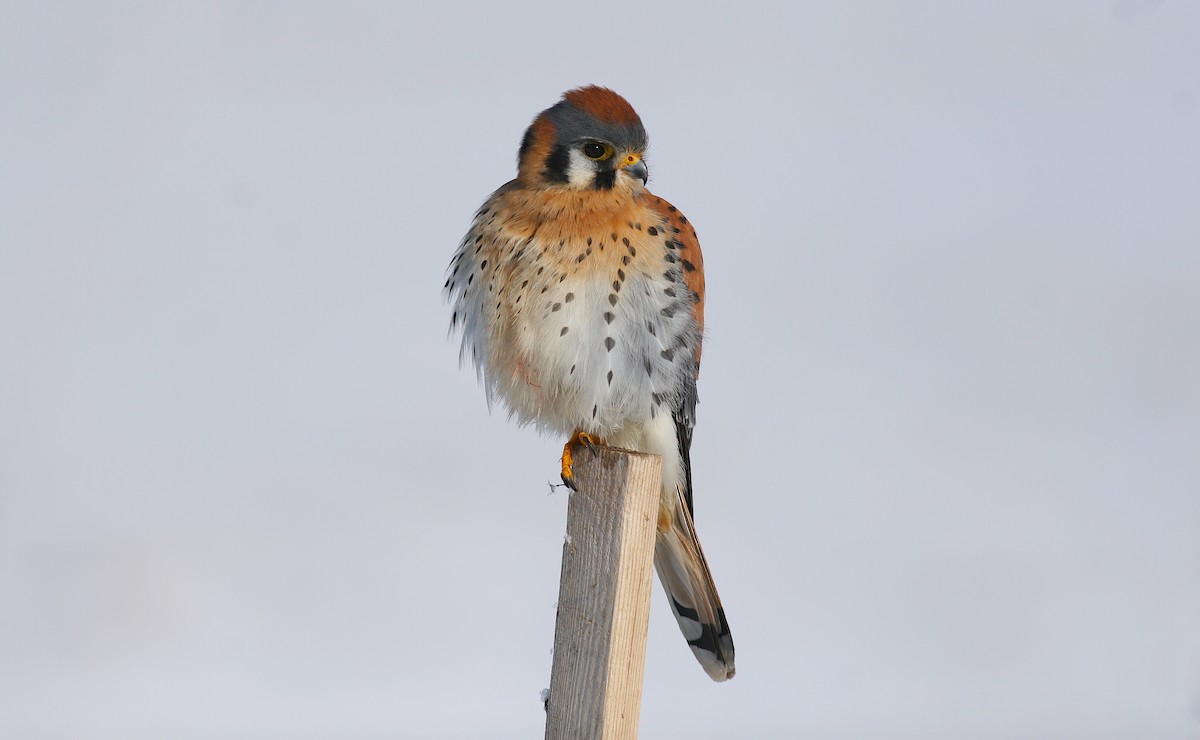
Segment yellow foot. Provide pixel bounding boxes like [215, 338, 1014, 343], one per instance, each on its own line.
[561, 431, 604, 490]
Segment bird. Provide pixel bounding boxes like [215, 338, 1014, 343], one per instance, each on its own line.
[444, 85, 734, 681]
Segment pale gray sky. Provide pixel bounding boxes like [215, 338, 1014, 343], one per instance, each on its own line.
[2, 2, 1198, 738]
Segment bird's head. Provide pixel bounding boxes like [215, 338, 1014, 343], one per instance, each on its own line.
[516, 86, 649, 192]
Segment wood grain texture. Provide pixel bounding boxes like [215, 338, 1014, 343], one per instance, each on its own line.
[544, 447, 662, 740]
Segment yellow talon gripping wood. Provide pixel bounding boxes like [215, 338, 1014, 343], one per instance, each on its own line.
[560, 431, 603, 489]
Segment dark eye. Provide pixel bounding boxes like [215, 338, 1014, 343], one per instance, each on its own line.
[582, 141, 613, 160]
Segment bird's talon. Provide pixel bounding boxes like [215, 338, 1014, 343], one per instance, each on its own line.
[579, 433, 600, 456]
[560, 431, 604, 489]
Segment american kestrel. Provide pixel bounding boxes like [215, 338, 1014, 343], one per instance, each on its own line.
[445, 86, 734, 681]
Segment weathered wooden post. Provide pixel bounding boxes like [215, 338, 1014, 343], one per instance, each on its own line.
[544, 446, 662, 740]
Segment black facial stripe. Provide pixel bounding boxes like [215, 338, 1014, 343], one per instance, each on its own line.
[593, 168, 617, 190]
[542, 144, 570, 183]
[518, 127, 535, 164]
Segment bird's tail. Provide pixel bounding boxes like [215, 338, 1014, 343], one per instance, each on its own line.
[654, 486, 735, 681]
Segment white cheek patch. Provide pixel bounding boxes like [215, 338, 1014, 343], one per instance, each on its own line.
[565, 148, 597, 188]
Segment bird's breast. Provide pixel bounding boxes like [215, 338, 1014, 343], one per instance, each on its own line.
[448, 193, 701, 437]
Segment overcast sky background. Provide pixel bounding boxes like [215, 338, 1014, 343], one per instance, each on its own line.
[2, 2, 1198, 738]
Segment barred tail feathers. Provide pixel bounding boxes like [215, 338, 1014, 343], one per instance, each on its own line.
[653, 487, 735, 681]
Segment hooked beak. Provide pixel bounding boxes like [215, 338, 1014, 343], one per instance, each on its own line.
[619, 152, 648, 185]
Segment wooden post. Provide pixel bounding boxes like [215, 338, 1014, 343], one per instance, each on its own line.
[544, 446, 662, 740]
